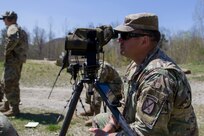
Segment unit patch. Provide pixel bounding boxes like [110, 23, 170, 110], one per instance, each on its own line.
[142, 95, 158, 115]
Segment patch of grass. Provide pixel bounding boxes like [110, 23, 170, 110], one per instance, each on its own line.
[0, 60, 71, 87]
[180, 63, 204, 81]
[8, 107, 89, 136]
[180, 63, 204, 74]
[21, 60, 70, 87]
[70, 116, 85, 126]
[46, 124, 61, 132]
[8, 108, 84, 136]
[10, 108, 61, 131]
[190, 75, 204, 81]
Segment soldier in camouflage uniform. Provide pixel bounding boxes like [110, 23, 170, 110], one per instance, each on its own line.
[81, 61, 123, 126]
[89, 13, 198, 136]
[0, 11, 28, 116]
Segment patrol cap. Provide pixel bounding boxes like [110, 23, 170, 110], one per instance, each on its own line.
[0, 11, 18, 20]
[114, 13, 159, 32]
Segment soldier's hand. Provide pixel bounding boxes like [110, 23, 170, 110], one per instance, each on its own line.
[89, 127, 108, 136]
[109, 114, 120, 130]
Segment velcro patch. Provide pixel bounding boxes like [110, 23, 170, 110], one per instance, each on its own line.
[142, 95, 158, 115]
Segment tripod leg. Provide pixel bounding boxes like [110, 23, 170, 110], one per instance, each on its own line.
[59, 81, 84, 136]
[103, 101, 107, 113]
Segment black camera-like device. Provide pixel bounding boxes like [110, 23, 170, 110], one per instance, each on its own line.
[64, 25, 115, 81]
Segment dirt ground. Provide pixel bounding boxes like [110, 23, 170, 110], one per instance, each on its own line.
[189, 80, 204, 105]
[18, 75, 204, 135]
[19, 85, 91, 136]
[20, 86, 89, 114]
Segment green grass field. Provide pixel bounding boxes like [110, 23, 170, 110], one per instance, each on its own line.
[0, 60, 71, 87]
[180, 63, 204, 81]
[0, 60, 203, 87]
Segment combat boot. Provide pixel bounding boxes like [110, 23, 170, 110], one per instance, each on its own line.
[0, 101, 9, 112]
[80, 109, 94, 116]
[80, 106, 94, 116]
[3, 105, 20, 117]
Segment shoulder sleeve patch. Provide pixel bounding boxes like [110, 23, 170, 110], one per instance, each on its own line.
[7, 25, 19, 37]
[142, 94, 158, 115]
[137, 92, 167, 129]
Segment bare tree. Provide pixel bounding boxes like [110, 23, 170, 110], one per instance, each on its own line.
[32, 25, 46, 59]
[62, 18, 70, 36]
[193, 0, 204, 37]
[47, 17, 55, 59]
[87, 22, 95, 28]
[158, 27, 171, 51]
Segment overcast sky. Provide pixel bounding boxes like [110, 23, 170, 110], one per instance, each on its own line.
[0, 0, 199, 38]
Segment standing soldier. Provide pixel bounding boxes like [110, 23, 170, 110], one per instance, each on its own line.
[0, 11, 28, 116]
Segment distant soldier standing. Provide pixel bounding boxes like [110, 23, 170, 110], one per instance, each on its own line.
[0, 11, 28, 116]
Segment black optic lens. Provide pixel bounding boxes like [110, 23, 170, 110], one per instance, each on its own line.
[120, 33, 129, 40]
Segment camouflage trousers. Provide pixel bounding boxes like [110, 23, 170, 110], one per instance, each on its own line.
[93, 113, 132, 136]
[92, 112, 110, 129]
[1, 61, 23, 106]
[85, 85, 123, 112]
[85, 87, 102, 110]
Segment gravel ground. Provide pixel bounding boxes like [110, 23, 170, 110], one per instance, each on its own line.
[20, 86, 89, 114]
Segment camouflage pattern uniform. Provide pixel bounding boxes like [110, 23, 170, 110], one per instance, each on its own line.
[122, 61, 137, 105]
[84, 61, 123, 115]
[0, 23, 28, 115]
[93, 47, 198, 136]
[0, 112, 19, 136]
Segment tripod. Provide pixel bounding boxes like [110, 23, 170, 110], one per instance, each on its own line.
[59, 78, 135, 136]
[56, 32, 135, 135]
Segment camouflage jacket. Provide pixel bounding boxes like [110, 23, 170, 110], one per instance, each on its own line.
[119, 47, 198, 136]
[4, 24, 28, 63]
[98, 61, 123, 99]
